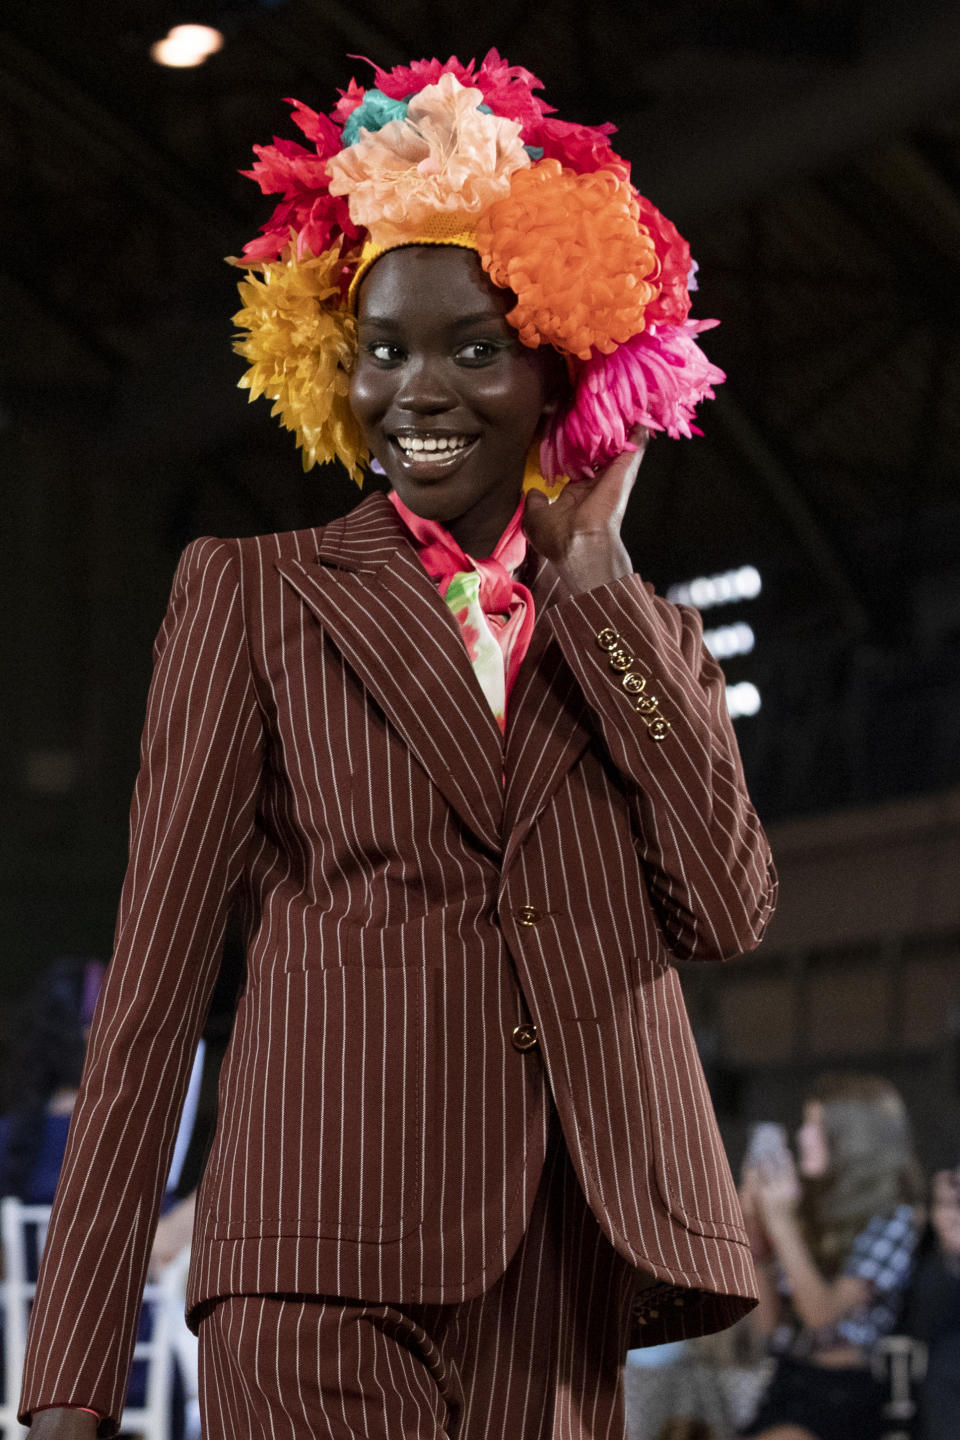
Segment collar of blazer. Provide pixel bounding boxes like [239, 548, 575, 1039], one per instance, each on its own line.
[274, 491, 592, 866]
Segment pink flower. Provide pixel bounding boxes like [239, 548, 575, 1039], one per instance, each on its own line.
[523, 116, 630, 178]
[370, 54, 476, 99]
[239, 127, 359, 263]
[541, 322, 726, 478]
[472, 49, 553, 129]
[368, 49, 552, 130]
[284, 98, 343, 153]
[637, 195, 692, 326]
[331, 78, 365, 125]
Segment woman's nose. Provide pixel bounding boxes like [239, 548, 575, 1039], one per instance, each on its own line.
[393, 356, 455, 413]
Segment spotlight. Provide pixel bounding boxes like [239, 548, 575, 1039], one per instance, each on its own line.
[151, 23, 225, 68]
[704, 622, 755, 660]
[726, 682, 762, 719]
[667, 566, 762, 610]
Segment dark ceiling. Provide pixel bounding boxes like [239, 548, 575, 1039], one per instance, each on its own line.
[2, 0, 960, 972]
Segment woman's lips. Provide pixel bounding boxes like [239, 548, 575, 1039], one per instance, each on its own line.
[389, 435, 479, 478]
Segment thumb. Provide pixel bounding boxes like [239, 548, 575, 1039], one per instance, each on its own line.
[524, 488, 550, 514]
[522, 488, 552, 530]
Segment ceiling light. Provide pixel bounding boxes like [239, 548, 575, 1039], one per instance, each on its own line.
[151, 23, 224, 68]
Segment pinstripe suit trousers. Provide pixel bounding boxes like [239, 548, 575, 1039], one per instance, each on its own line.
[198, 1111, 640, 1440]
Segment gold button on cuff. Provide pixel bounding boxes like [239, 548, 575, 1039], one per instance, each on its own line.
[512, 1023, 539, 1052]
[632, 693, 660, 715]
[516, 905, 542, 927]
[609, 647, 634, 673]
[647, 717, 671, 742]
[622, 672, 646, 695]
[596, 627, 620, 652]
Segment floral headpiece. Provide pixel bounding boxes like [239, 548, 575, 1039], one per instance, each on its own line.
[231, 51, 725, 491]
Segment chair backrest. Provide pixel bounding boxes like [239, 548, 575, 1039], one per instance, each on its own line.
[1, 1198, 49, 1436]
[0, 1196, 186, 1440]
[871, 1333, 928, 1440]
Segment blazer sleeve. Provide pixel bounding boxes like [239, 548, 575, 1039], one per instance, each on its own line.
[545, 572, 777, 962]
[20, 537, 264, 1434]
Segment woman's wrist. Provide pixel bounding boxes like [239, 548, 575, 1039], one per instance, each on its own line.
[554, 532, 633, 595]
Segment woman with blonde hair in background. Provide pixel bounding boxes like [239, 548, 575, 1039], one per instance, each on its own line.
[739, 1073, 924, 1440]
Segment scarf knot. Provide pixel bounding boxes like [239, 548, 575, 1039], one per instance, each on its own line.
[389, 492, 535, 733]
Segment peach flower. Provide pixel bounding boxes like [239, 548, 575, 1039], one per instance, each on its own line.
[326, 73, 530, 246]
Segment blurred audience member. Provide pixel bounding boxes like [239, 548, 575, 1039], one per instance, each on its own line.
[905, 1167, 960, 1440]
[738, 1074, 924, 1440]
[1, 956, 198, 1437]
[653, 1420, 721, 1440]
[0, 957, 104, 1204]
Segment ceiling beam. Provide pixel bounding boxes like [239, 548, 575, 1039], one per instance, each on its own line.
[626, 12, 960, 224]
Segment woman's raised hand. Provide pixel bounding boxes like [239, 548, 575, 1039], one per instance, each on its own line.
[752, 1150, 803, 1226]
[523, 427, 649, 595]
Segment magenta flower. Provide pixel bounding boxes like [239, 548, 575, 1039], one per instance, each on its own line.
[523, 116, 629, 178]
[541, 322, 726, 479]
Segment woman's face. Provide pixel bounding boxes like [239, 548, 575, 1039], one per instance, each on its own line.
[349, 245, 565, 556]
[796, 1100, 830, 1179]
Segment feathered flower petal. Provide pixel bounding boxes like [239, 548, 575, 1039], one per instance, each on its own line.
[341, 88, 410, 146]
[477, 161, 659, 359]
[541, 321, 726, 479]
[521, 116, 629, 178]
[370, 53, 477, 99]
[326, 73, 530, 245]
[331, 78, 366, 125]
[637, 195, 692, 326]
[232, 244, 368, 481]
[238, 129, 359, 264]
[285, 99, 343, 152]
[370, 49, 553, 129]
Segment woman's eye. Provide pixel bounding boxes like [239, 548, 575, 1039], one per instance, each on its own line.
[456, 340, 503, 364]
[366, 342, 405, 365]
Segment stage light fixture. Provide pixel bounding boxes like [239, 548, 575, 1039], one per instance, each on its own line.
[151, 23, 225, 68]
[704, 622, 755, 660]
[667, 566, 762, 610]
[725, 682, 762, 719]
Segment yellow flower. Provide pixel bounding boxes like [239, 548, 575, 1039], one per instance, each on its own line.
[232, 243, 367, 481]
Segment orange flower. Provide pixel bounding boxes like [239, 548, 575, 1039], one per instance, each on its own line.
[476, 161, 660, 359]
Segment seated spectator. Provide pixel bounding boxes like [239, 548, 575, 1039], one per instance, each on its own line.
[738, 1073, 924, 1440]
[0, 958, 104, 1206]
[1, 956, 195, 1436]
[904, 1167, 960, 1440]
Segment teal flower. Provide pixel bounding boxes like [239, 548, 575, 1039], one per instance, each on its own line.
[341, 89, 409, 146]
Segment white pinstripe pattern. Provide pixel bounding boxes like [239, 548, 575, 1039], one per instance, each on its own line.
[20, 493, 775, 1430]
[198, 1114, 637, 1440]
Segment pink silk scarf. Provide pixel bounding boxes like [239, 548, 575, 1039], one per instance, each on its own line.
[388, 491, 535, 733]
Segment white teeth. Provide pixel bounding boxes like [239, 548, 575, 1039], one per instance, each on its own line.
[396, 434, 471, 456]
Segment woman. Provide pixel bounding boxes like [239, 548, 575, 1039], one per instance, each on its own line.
[21, 51, 776, 1440]
[740, 1074, 924, 1440]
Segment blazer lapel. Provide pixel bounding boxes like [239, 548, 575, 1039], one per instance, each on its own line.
[501, 553, 593, 875]
[275, 494, 505, 857]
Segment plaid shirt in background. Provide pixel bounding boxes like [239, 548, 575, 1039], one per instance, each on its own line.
[773, 1203, 919, 1356]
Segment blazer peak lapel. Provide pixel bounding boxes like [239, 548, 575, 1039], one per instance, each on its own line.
[275, 497, 505, 856]
[502, 554, 592, 874]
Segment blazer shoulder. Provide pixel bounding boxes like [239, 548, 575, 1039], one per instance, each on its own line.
[223, 491, 400, 573]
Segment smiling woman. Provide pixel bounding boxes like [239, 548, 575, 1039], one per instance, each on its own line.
[350, 246, 567, 554]
[19, 49, 777, 1440]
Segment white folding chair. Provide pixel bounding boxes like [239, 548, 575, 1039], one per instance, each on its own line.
[1, 1196, 190, 1439]
[871, 1332, 928, 1440]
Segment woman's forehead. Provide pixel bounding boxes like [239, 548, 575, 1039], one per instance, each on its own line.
[356, 245, 512, 325]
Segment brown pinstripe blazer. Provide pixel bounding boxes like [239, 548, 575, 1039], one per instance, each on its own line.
[22, 492, 776, 1427]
